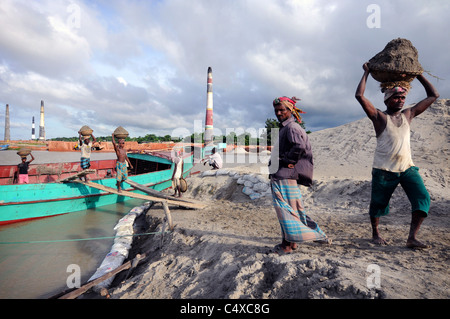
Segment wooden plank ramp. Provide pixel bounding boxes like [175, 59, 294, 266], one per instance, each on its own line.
[72, 180, 206, 210]
[124, 179, 203, 206]
[125, 179, 174, 199]
[58, 169, 96, 182]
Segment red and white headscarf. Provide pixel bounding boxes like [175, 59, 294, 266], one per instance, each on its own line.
[383, 86, 408, 102]
[273, 96, 306, 123]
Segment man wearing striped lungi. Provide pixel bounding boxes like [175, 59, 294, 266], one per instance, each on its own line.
[269, 97, 330, 255]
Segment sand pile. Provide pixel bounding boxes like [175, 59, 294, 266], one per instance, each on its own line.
[106, 100, 449, 300]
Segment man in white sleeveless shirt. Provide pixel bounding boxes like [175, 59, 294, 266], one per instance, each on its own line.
[355, 63, 439, 249]
[171, 150, 184, 198]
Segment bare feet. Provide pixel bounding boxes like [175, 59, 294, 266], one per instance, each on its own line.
[371, 234, 389, 245]
[273, 239, 295, 255]
[370, 216, 389, 245]
[406, 239, 429, 249]
[407, 211, 428, 249]
[273, 243, 293, 255]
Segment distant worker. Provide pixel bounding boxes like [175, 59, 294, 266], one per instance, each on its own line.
[79, 133, 97, 181]
[112, 133, 133, 192]
[202, 147, 223, 170]
[92, 141, 104, 151]
[172, 150, 184, 197]
[355, 62, 439, 249]
[16, 153, 35, 184]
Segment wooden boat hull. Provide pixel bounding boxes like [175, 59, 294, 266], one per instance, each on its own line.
[0, 153, 194, 225]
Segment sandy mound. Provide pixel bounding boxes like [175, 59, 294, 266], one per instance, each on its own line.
[105, 100, 449, 300]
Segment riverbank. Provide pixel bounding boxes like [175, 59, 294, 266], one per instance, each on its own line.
[84, 100, 449, 300]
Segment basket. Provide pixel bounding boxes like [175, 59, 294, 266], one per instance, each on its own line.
[79, 125, 93, 137]
[114, 126, 129, 139]
[369, 70, 420, 83]
[379, 80, 414, 92]
[180, 178, 188, 193]
[17, 148, 31, 157]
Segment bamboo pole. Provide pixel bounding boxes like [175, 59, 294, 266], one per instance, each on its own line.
[162, 200, 174, 231]
[58, 254, 145, 299]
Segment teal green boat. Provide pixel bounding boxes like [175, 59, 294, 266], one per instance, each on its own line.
[0, 151, 196, 226]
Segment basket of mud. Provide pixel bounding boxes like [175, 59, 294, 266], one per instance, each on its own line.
[17, 147, 31, 157]
[114, 126, 129, 139]
[78, 125, 93, 137]
[368, 38, 423, 90]
[180, 177, 188, 193]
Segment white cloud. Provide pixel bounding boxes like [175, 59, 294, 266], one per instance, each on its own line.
[0, 0, 93, 78]
[0, 0, 448, 140]
[1, 67, 90, 100]
[116, 77, 128, 86]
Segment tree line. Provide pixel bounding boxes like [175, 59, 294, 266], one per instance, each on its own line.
[50, 133, 178, 143]
[50, 118, 310, 146]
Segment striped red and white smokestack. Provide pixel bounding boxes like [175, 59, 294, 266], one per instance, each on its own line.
[31, 116, 36, 140]
[204, 67, 213, 144]
[39, 100, 45, 141]
[4, 104, 10, 142]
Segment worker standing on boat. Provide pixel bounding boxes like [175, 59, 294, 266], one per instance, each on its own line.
[78, 133, 97, 181]
[112, 133, 133, 193]
[172, 150, 184, 198]
[16, 153, 35, 184]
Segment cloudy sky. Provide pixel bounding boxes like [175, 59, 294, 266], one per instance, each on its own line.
[1, 0, 449, 141]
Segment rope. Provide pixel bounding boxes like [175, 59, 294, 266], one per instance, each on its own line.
[0, 231, 171, 245]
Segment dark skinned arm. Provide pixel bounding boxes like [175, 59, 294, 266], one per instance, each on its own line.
[355, 63, 386, 136]
[28, 153, 35, 164]
[403, 74, 439, 122]
[111, 133, 117, 149]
